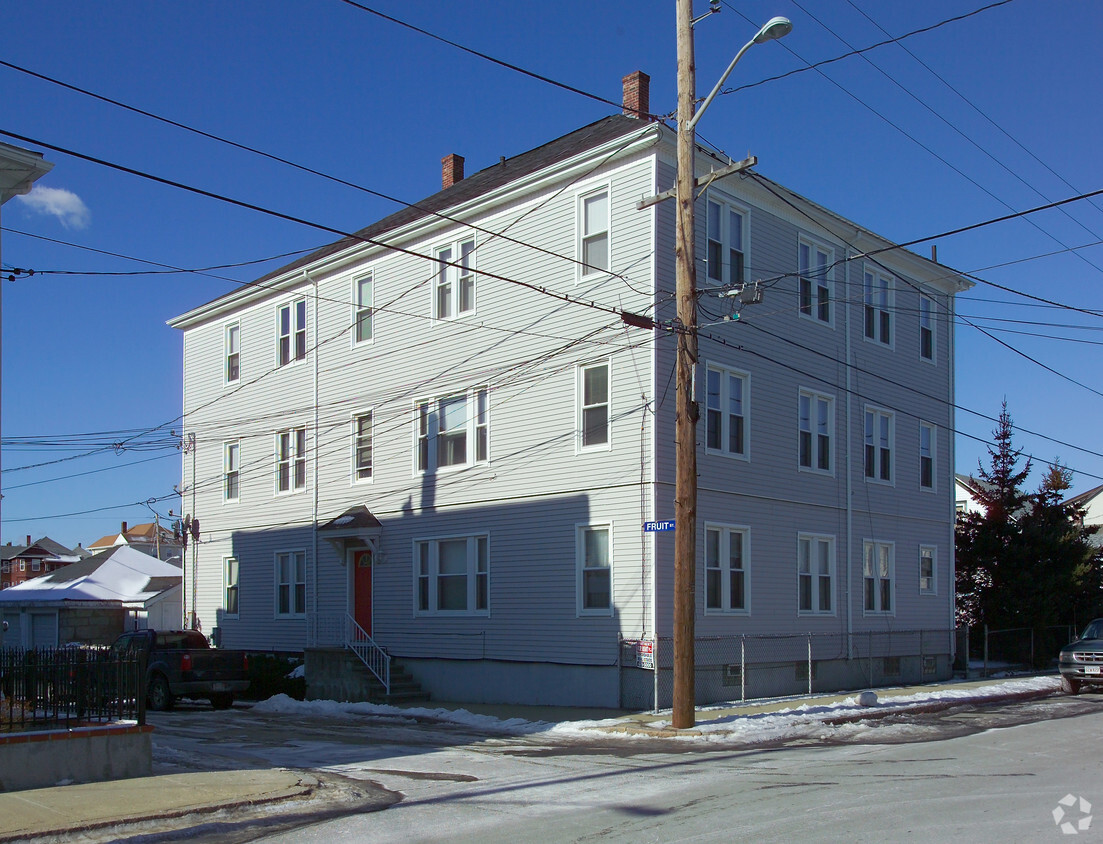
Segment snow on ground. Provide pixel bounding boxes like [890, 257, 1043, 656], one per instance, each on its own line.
[251, 676, 1062, 744]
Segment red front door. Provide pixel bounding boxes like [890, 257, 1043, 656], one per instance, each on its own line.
[353, 549, 373, 635]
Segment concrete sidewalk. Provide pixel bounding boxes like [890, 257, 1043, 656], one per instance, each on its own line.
[0, 676, 1058, 841]
[0, 768, 319, 842]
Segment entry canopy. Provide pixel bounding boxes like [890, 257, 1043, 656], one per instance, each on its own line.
[318, 506, 382, 561]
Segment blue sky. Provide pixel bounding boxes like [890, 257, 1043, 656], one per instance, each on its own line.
[2, 0, 1101, 549]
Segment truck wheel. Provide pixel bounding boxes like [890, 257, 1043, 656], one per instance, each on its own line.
[1061, 676, 1082, 695]
[209, 693, 234, 710]
[148, 675, 175, 711]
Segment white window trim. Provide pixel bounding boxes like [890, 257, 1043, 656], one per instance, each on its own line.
[413, 387, 490, 475]
[224, 556, 240, 618]
[864, 406, 895, 486]
[577, 359, 612, 453]
[276, 298, 308, 367]
[919, 421, 936, 493]
[224, 321, 241, 385]
[576, 184, 611, 282]
[705, 193, 748, 289]
[863, 540, 895, 616]
[274, 550, 307, 618]
[863, 267, 894, 348]
[704, 363, 749, 461]
[919, 544, 937, 596]
[919, 290, 936, 364]
[224, 440, 240, 504]
[797, 533, 835, 616]
[413, 533, 490, 617]
[797, 236, 834, 327]
[577, 522, 614, 616]
[798, 388, 834, 476]
[432, 237, 477, 320]
[275, 427, 307, 495]
[352, 409, 374, 484]
[353, 272, 374, 346]
[704, 522, 750, 615]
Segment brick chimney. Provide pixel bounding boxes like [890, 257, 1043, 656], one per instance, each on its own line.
[442, 153, 465, 189]
[25, 535, 31, 546]
[121, 521, 128, 535]
[622, 71, 650, 119]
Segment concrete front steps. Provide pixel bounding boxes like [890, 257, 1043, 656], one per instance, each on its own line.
[304, 647, 429, 704]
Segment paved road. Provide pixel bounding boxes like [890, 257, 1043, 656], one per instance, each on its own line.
[147, 694, 1102, 843]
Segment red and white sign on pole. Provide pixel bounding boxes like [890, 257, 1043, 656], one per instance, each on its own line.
[636, 640, 655, 670]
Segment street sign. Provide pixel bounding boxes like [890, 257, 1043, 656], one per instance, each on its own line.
[644, 520, 675, 532]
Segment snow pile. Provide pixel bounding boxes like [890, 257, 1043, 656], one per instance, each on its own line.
[251, 676, 1061, 744]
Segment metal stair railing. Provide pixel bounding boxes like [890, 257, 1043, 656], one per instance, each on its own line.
[344, 613, 390, 695]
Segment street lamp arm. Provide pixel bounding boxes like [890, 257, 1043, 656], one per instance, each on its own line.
[686, 16, 792, 132]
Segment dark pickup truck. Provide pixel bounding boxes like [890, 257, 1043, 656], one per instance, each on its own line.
[111, 629, 250, 710]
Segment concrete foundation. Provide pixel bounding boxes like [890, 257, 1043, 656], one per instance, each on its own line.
[0, 723, 152, 792]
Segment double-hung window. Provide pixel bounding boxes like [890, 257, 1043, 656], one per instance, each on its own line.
[705, 365, 747, 457]
[415, 535, 489, 615]
[864, 408, 894, 483]
[415, 387, 489, 473]
[706, 198, 745, 287]
[278, 299, 307, 366]
[919, 545, 936, 595]
[224, 441, 240, 502]
[434, 238, 475, 319]
[705, 525, 748, 613]
[224, 557, 239, 616]
[919, 293, 935, 361]
[863, 541, 894, 613]
[578, 361, 610, 450]
[798, 238, 832, 323]
[354, 412, 373, 481]
[578, 188, 610, 278]
[863, 269, 892, 345]
[354, 274, 373, 343]
[799, 390, 833, 473]
[276, 427, 306, 493]
[919, 422, 936, 490]
[225, 323, 240, 384]
[578, 524, 612, 614]
[798, 534, 834, 614]
[275, 551, 306, 616]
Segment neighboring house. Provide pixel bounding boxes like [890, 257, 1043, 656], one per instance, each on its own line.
[0, 545, 182, 648]
[87, 521, 182, 562]
[1064, 483, 1103, 548]
[169, 72, 970, 708]
[955, 474, 989, 519]
[0, 536, 82, 590]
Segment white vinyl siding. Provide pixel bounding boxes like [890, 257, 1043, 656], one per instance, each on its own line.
[797, 534, 834, 615]
[798, 238, 832, 324]
[578, 187, 610, 279]
[705, 365, 747, 458]
[705, 524, 748, 613]
[415, 535, 489, 616]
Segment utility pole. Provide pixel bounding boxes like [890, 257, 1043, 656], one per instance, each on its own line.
[673, 0, 699, 730]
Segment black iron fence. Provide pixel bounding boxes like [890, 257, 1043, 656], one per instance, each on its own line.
[0, 646, 145, 732]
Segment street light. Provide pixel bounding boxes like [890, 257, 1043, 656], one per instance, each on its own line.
[672, 4, 791, 730]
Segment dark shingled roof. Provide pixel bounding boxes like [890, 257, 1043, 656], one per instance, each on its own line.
[187, 115, 655, 316]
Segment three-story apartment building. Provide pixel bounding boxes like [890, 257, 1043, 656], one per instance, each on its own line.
[169, 73, 969, 708]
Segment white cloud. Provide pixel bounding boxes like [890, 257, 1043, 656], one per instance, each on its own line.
[15, 185, 91, 230]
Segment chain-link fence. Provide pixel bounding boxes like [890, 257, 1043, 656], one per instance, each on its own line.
[955, 624, 1075, 676]
[620, 629, 954, 711]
